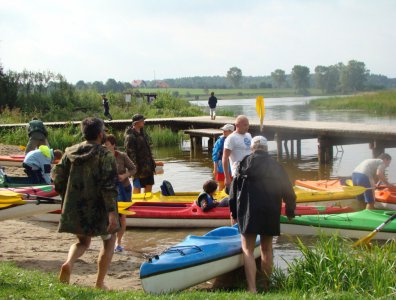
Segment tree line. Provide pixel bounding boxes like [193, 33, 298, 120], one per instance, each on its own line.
[1, 59, 395, 114]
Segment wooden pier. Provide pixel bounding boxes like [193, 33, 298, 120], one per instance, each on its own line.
[2, 116, 396, 164]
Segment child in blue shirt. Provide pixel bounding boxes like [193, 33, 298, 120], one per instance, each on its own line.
[196, 179, 229, 212]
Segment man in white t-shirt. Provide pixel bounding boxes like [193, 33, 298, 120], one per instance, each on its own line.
[352, 153, 394, 209]
[222, 115, 252, 189]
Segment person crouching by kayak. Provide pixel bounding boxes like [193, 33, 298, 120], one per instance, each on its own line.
[23, 145, 63, 184]
[196, 180, 229, 212]
[229, 135, 296, 293]
[104, 134, 136, 253]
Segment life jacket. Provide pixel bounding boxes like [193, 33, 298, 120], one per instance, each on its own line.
[196, 192, 216, 212]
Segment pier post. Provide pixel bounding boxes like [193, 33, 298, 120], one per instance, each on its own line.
[318, 136, 333, 164]
[274, 133, 283, 159]
[369, 141, 385, 158]
[297, 139, 301, 159]
[208, 137, 214, 152]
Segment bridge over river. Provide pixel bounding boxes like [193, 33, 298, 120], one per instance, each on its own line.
[2, 116, 396, 163]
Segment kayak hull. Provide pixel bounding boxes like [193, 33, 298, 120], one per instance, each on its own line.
[0, 203, 61, 221]
[32, 202, 354, 228]
[280, 210, 396, 240]
[139, 225, 260, 294]
[0, 185, 58, 198]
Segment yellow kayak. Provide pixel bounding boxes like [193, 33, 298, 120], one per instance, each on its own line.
[130, 186, 366, 204]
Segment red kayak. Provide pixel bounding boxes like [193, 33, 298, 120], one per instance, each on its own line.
[35, 201, 354, 228]
[0, 185, 58, 198]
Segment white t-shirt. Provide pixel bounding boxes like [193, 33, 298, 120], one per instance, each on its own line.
[224, 132, 252, 176]
[353, 158, 385, 181]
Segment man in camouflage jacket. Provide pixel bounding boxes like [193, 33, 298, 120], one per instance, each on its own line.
[124, 114, 156, 194]
[53, 117, 119, 290]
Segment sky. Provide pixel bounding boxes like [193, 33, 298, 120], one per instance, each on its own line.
[0, 0, 395, 83]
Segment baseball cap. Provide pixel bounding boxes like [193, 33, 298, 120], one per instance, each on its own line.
[251, 135, 268, 147]
[132, 114, 145, 123]
[220, 124, 235, 131]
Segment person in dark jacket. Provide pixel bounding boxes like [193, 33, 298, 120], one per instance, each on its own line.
[25, 117, 49, 154]
[102, 94, 113, 121]
[208, 92, 217, 120]
[53, 117, 119, 289]
[229, 135, 296, 293]
[124, 114, 156, 193]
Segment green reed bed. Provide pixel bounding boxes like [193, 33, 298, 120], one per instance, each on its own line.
[272, 235, 396, 298]
[309, 90, 396, 115]
[1, 236, 395, 299]
[0, 124, 182, 151]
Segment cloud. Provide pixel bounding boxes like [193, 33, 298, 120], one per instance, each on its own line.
[1, 0, 395, 82]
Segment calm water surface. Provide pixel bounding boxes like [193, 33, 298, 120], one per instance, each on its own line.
[123, 96, 395, 271]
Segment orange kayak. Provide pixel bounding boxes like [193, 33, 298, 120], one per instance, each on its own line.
[295, 179, 343, 191]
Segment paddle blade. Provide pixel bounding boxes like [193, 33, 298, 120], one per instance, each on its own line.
[345, 179, 353, 187]
[353, 231, 376, 247]
[119, 209, 136, 215]
[256, 96, 265, 131]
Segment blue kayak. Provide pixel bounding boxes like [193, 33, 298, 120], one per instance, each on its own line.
[139, 224, 260, 294]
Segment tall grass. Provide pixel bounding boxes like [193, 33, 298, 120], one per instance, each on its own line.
[309, 90, 396, 115]
[272, 235, 396, 298]
[1, 236, 395, 299]
[0, 124, 181, 151]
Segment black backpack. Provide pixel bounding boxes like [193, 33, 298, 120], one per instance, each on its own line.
[160, 180, 175, 196]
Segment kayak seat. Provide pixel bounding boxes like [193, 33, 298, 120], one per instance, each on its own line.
[204, 226, 239, 237]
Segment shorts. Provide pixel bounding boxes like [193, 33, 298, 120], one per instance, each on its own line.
[117, 182, 132, 202]
[352, 172, 374, 203]
[215, 172, 225, 181]
[133, 175, 154, 188]
[101, 234, 112, 241]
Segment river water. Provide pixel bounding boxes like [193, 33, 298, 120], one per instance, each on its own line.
[123, 96, 396, 270]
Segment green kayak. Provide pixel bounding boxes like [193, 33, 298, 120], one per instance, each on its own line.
[280, 210, 396, 240]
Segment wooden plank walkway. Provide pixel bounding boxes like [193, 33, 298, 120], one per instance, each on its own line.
[2, 116, 396, 163]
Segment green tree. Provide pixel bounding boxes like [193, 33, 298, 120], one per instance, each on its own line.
[0, 65, 18, 109]
[271, 69, 286, 88]
[314, 65, 328, 93]
[291, 65, 310, 94]
[226, 67, 242, 88]
[340, 60, 369, 93]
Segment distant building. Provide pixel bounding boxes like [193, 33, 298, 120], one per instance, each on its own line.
[131, 80, 147, 88]
[156, 81, 169, 88]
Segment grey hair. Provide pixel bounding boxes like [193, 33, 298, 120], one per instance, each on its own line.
[251, 142, 267, 151]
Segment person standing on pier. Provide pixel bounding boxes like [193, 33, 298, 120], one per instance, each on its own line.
[222, 115, 252, 191]
[212, 123, 234, 191]
[102, 94, 113, 121]
[208, 92, 218, 120]
[124, 114, 156, 194]
[352, 153, 394, 210]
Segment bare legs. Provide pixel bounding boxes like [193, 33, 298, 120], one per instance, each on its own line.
[133, 185, 152, 194]
[241, 233, 273, 293]
[116, 215, 126, 248]
[259, 235, 273, 291]
[59, 235, 91, 284]
[59, 233, 116, 290]
[96, 234, 116, 289]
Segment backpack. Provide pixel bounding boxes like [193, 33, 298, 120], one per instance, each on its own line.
[160, 180, 175, 196]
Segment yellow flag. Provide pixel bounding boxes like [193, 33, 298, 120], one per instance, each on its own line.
[256, 96, 265, 131]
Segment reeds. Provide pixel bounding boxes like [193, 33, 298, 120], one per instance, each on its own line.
[272, 234, 396, 298]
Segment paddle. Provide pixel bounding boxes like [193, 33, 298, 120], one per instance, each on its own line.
[255, 96, 265, 132]
[353, 213, 396, 247]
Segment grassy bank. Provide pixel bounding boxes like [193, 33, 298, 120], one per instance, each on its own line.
[309, 90, 396, 115]
[1, 236, 394, 299]
[0, 125, 183, 151]
[138, 87, 323, 100]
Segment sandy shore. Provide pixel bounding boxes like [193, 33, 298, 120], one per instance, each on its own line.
[0, 144, 142, 290]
